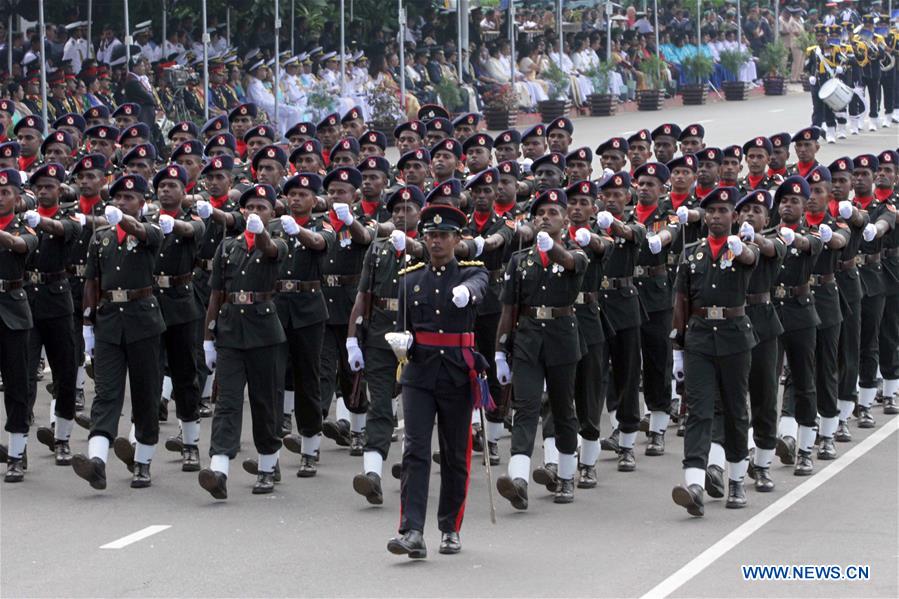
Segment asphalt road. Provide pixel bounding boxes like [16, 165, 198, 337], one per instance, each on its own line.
[2, 90, 898, 598]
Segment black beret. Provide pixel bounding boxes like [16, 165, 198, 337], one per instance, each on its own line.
[289, 139, 323, 162]
[699, 186, 740, 208]
[465, 167, 500, 189]
[387, 185, 426, 211]
[322, 166, 362, 189]
[394, 120, 424, 139]
[52, 113, 86, 132]
[462, 133, 494, 153]
[743, 136, 774, 155]
[679, 123, 704, 140]
[495, 129, 522, 146]
[71, 153, 107, 176]
[431, 138, 463, 160]
[112, 103, 140, 118]
[167, 120, 199, 140]
[228, 103, 258, 121]
[497, 160, 521, 178]
[566, 179, 597, 198]
[426, 178, 463, 203]
[286, 121, 317, 139]
[252, 144, 288, 168]
[122, 143, 157, 164]
[204, 132, 237, 154]
[566, 146, 593, 164]
[171, 140, 203, 161]
[397, 148, 431, 171]
[357, 155, 391, 175]
[532, 152, 566, 172]
[238, 183, 277, 207]
[109, 174, 148, 196]
[152, 163, 189, 188]
[358, 130, 387, 150]
[243, 124, 276, 143]
[201, 154, 235, 175]
[330, 137, 360, 157]
[775, 176, 811, 202]
[633, 161, 671, 183]
[283, 172, 322, 195]
[596, 137, 629, 155]
[31, 162, 66, 183]
[735, 189, 774, 211]
[530, 188, 567, 216]
[667, 154, 697, 173]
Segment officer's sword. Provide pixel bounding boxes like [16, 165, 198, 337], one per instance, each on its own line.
[479, 404, 496, 524]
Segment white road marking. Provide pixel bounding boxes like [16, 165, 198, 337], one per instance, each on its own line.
[769, 109, 785, 113]
[640, 417, 898, 598]
[100, 525, 171, 549]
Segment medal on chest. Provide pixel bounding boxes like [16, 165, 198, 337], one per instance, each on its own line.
[338, 228, 352, 248]
[719, 249, 734, 270]
[126, 236, 138, 252]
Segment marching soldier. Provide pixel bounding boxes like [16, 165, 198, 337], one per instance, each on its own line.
[678, 124, 706, 156]
[767, 133, 791, 179]
[546, 117, 574, 155]
[651, 124, 681, 165]
[387, 204, 488, 558]
[787, 128, 821, 178]
[719, 146, 743, 189]
[739, 137, 782, 193]
[626, 129, 653, 175]
[72, 174, 166, 490]
[874, 150, 899, 414]
[853, 14, 886, 130]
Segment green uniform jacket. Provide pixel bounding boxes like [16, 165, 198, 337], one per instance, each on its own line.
[358, 236, 421, 352]
[25, 208, 81, 320]
[463, 211, 516, 316]
[773, 225, 823, 332]
[631, 204, 680, 314]
[153, 210, 205, 325]
[808, 213, 850, 329]
[856, 198, 896, 297]
[562, 223, 607, 347]
[0, 215, 38, 330]
[598, 221, 646, 333]
[745, 232, 787, 342]
[271, 215, 334, 329]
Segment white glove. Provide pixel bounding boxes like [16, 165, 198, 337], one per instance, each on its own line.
[818, 223, 833, 243]
[838, 200, 853, 219]
[647, 234, 662, 255]
[159, 214, 174, 234]
[536, 231, 554, 252]
[780, 227, 796, 246]
[82, 325, 95, 358]
[495, 351, 512, 385]
[389, 229, 406, 252]
[809, 76, 817, 86]
[452, 284, 470, 308]
[575, 227, 592, 247]
[280, 214, 300, 235]
[836, 66, 844, 75]
[739, 221, 755, 242]
[473, 235, 485, 257]
[596, 211, 614, 229]
[676, 205, 690, 224]
[104, 205, 123, 226]
[863, 223, 877, 242]
[196, 200, 213, 219]
[75, 213, 86, 226]
[140, 203, 148, 217]
[333, 202, 354, 225]
[24, 210, 41, 227]
[727, 235, 743, 256]
[672, 350, 685, 382]
[346, 337, 365, 372]
[203, 340, 217, 371]
[246, 213, 264, 234]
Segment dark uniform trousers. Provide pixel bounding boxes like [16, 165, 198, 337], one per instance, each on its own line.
[878, 292, 899, 380]
[1, 323, 30, 433]
[91, 336, 162, 444]
[640, 307, 673, 414]
[210, 345, 283, 457]
[746, 336, 779, 450]
[779, 327, 819, 428]
[858, 292, 886, 388]
[280, 323, 324, 437]
[881, 68, 896, 117]
[812, 323, 841, 419]
[475, 311, 503, 424]
[574, 342, 607, 441]
[836, 269, 862, 402]
[605, 327, 642, 434]
[160, 321, 201, 422]
[364, 346, 399, 459]
[511, 358, 579, 457]
[320, 323, 368, 417]
[27, 314, 76, 419]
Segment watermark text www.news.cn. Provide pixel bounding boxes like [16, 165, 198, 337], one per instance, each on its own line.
[741, 564, 870, 581]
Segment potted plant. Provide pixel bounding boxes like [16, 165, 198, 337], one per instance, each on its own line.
[679, 52, 713, 105]
[758, 39, 789, 95]
[538, 60, 571, 122]
[307, 80, 338, 122]
[434, 78, 463, 114]
[719, 48, 751, 101]
[482, 84, 518, 130]
[794, 30, 816, 90]
[636, 55, 665, 111]
[365, 82, 403, 146]
[584, 62, 617, 116]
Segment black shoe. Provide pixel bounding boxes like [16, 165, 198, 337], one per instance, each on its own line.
[725, 479, 747, 509]
[4, 458, 24, 483]
[282, 433, 303, 454]
[487, 441, 500, 466]
[198, 399, 213, 418]
[54, 440, 72, 466]
[198, 468, 227, 500]
[353, 472, 384, 505]
[817, 437, 837, 460]
[349, 431, 365, 456]
[439, 531, 461, 555]
[432, 450, 441, 464]
[577, 464, 597, 489]
[165, 432, 184, 453]
[131, 462, 152, 488]
[496, 475, 528, 510]
[638, 413, 650, 433]
[834, 420, 852, 443]
[252, 470, 275, 494]
[857, 406, 876, 428]
[74, 412, 92, 430]
[36, 426, 55, 452]
[471, 424, 484, 453]
[885, 396, 899, 415]
[645, 431, 665, 456]
[387, 530, 427, 559]
[600, 429, 619, 452]
[794, 450, 813, 475]
[705, 464, 725, 499]
[391, 462, 402, 480]
[532, 462, 560, 492]
[617, 448, 636, 472]
[242, 458, 282, 482]
[554, 477, 574, 503]
[322, 419, 351, 447]
[672, 483, 704, 517]
[281, 413, 292, 436]
[776, 435, 796, 465]
[74, 388, 85, 412]
[113, 437, 135, 473]
[753, 466, 775, 492]
[158, 400, 168, 422]
[72, 454, 106, 490]
[181, 445, 201, 472]
[296, 455, 317, 478]
[0, 443, 6, 463]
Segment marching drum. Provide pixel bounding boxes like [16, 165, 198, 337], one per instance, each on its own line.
[818, 78, 853, 112]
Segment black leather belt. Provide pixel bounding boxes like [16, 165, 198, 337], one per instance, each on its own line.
[773, 283, 810, 299]
[0, 278, 23, 292]
[691, 305, 746, 320]
[520, 305, 574, 319]
[195, 258, 215, 271]
[575, 291, 598, 305]
[155, 273, 193, 288]
[837, 259, 858, 272]
[375, 296, 399, 311]
[600, 276, 634, 290]
[225, 291, 275, 304]
[276, 279, 321, 292]
[810, 273, 836, 286]
[26, 270, 67, 284]
[323, 274, 360, 287]
[856, 252, 881, 267]
[634, 264, 668, 277]
[66, 264, 88, 277]
[101, 287, 153, 302]
[746, 292, 771, 305]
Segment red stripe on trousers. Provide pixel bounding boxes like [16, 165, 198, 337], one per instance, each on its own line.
[454, 418, 474, 532]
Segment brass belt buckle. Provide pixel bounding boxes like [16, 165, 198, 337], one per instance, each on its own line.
[385, 298, 398, 311]
[75, 265, 87, 276]
[156, 275, 171, 288]
[282, 280, 296, 291]
[236, 291, 251, 304]
[854, 255, 865, 267]
[600, 278, 610, 289]
[575, 292, 585, 304]
[325, 275, 339, 287]
[535, 306, 552, 319]
[634, 266, 645, 277]
[667, 253, 678, 266]
[774, 286, 786, 299]
[706, 306, 725, 320]
[28, 271, 40, 284]
[110, 289, 129, 302]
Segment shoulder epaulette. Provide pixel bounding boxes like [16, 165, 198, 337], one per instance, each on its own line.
[398, 262, 425, 276]
[459, 260, 485, 267]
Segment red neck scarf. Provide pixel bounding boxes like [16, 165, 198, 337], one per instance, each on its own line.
[782, 222, 799, 231]
[361, 199, 380, 217]
[473, 209, 491, 232]
[828, 199, 840, 218]
[185, 181, 196, 194]
[695, 186, 714, 199]
[538, 249, 550, 267]
[18, 154, 37, 171]
[805, 210, 825, 228]
[328, 209, 345, 232]
[875, 187, 894, 201]
[209, 193, 228, 209]
[708, 234, 727, 260]
[236, 140, 247, 160]
[634, 202, 657, 224]
[0, 212, 13, 230]
[37, 204, 59, 218]
[295, 214, 310, 227]
[797, 161, 816, 177]
[855, 195, 874, 211]
[494, 200, 516, 217]
[79, 194, 101, 215]
[568, 225, 584, 239]
[244, 231, 255, 251]
[0, 134, 6, 143]
[768, 166, 787, 178]
[747, 174, 765, 190]
[160, 208, 180, 218]
[322, 149, 331, 167]
[116, 224, 127, 244]
[669, 192, 689, 210]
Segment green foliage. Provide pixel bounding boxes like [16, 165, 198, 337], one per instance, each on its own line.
[718, 49, 750, 81]
[680, 52, 714, 85]
[584, 61, 615, 95]
[542, 60, 571, 101]
[365, 81, 402, 127]
[306, 80, 337, 122]
[758, 40, 789, 78]
[434, 78, 462, 112]
[639, 55, 666, 90]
